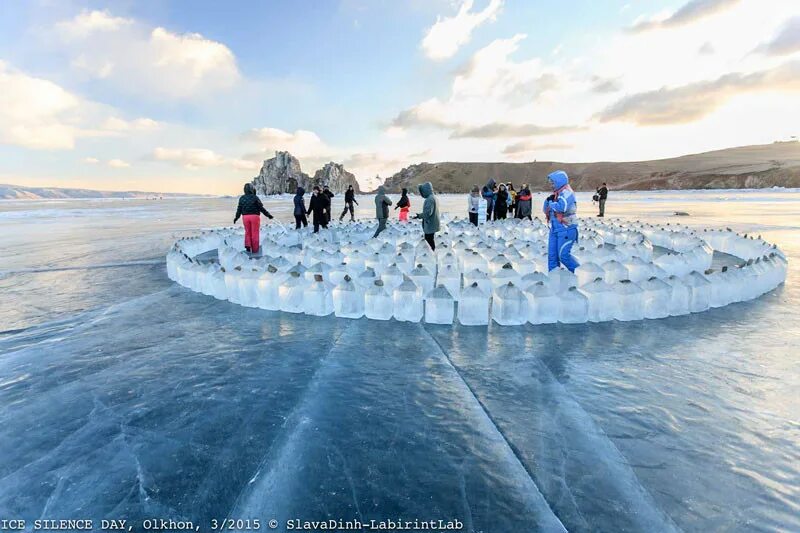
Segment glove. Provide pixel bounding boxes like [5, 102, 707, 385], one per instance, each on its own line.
[268, 214, 274, 219]
[233, 217, 239, 224]
[546, 194, 555, 202]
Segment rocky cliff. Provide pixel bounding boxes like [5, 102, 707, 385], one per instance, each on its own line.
[251, 152, 360, 194]
[311, 162, 361, 193]
[251, 151, 310, 195]
[381, 142, 800, 193]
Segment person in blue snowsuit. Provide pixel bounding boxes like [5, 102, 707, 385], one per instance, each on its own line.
[543, 170, 580, 273]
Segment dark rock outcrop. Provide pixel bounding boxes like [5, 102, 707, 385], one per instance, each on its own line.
[251, 152, 361, 194]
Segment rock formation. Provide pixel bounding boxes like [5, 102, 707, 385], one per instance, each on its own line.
[251, 151, 310, 195]
[250, 152, 361, 194]
[311, 162, 361, 193]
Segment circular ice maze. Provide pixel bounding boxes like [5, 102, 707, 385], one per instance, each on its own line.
[167, 217, 787, 326]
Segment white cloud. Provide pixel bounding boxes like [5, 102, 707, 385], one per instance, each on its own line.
[629, 0, 741, 33]
[55, 10, 241, 100]
[56, 10, 132, 39]
[241, 127, 334, 161]
[108, 158, 130, 168]
[0, 61, 86, 149]
[153, 147, 229, 169]
[83, 157, 100, 164]
[102, 116, 160, 132]
[756, 16, 800, 56]
[421, 0, 503, 60]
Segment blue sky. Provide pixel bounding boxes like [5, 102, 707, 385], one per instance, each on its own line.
[1, 0, 798, 193]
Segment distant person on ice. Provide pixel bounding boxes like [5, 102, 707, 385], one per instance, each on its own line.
[543, 170, 580, 273]
[414, 182, 440, 250]
[482, 179, 496, 221]
[596, 182, 608, 217]
[233, 183, 273, 254]
[307, 186, 329, 233]
[468, 186, 481, 226]
[293, 186, 308, 229]
[339, 184, 358, 222]
[373, 185, 392, 238]
[494, 183, 509, 220]
[516, 184, 532, 220]
[395, 188, 410, 222]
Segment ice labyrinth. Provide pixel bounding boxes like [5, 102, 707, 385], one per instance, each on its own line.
[167, 216, 787, 326]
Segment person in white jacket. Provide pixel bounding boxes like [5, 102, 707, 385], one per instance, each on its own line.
[468, 186, 481, 226]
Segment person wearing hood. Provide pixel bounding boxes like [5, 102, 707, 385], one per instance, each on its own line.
[372, 185, 393, 238]
[494, 183, 509, 220]
[339, 184, 358, 222]
[468, 185, 481, 226]
[322, 185, 335, 223]
[234, 183, 273, 254]
[543, 170, 580, 273]
[516, 184, 532, 220]
[508, 183, 517, 217]
[395, 188, 411, 222]
[482, 178, 496, 221]
[307, 185, 330, 233]
[293, 186, 308, 229]
[414, 182, 440, 250]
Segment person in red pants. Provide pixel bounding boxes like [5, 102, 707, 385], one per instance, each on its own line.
[234, 183, 273, 254]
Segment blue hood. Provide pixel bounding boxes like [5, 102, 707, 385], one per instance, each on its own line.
[548, 170, 569, 190]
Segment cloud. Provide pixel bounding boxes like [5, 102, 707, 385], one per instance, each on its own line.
[83, 157, 100, 164]
[590, 76, 623, 93]
[629, 0, 741, 33]
[698, 42, 715, 55]
[55, 10, 240, 100]
[502, 141, 574, 155]
[240, 127, 334, 161]
[756, 16, 800, 56]
[391, 34, 570, 136]
[421, 0, 503, 60]
[153, 147, 228, 169]
[598, 61, 800, 125]
[0, 61, 89, 149]
[108, 159, 130, 168]
[56, 9, 132, 39]
[101, 117, 160, 132]
[451, 122, 580, 139]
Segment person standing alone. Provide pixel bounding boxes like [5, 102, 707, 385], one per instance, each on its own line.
[373, 186, 392, 238]
[234, 183, 273, 254]
[415, 182, 440, 250]
[596, 182, 608, 217]
[339, 184, 358, 222]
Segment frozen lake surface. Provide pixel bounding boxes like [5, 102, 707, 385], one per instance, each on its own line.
[1, 190, 798, 532]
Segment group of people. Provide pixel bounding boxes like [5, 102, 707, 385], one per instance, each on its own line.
[235, 171, 608, 274]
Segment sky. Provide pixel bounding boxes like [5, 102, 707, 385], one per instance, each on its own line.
[0, 0, 799, 194]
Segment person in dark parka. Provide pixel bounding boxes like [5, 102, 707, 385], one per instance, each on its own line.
[414, 181, 440, 250]
[372, 185, 392, 238]
[494, 183, 509, 220]
[339, 185, 358, 222]
[293, 186, 308, 229]
[322, 185, 335, 223]
[234, 183, 273, 253]
[307, 186, 329, 233]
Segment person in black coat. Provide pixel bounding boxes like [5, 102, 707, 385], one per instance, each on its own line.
[293, 186, 308, 229]
[596, 182, 608, 217]
[339, 185, 358, 222]
[322, 185, 335, 223]
[307, 186, 329, 233]
[494, 183, 509, 220]
[234, 183, 273, 253]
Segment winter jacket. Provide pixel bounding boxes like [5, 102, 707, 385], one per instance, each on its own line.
[516, 188, 532, 218]
[417, 182, 440, 234]
[374, 186, 392, 219]
[344, 188, 357, 204]
[508, 189, 516, 206]
[495, 189, 509, 216]
[234, 184, 272, 222]
[395, 188, 410, 210]
[597, 186, 608, 200]
[307, 192, 329, 221]
[293, 187, 307, 216]
[543, 170, 578, 231]
[468, 194, 481, 213]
